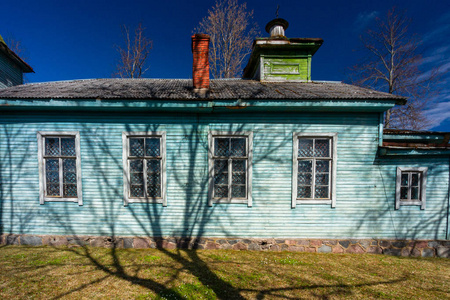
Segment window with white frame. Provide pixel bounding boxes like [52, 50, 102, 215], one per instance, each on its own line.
[37, 132, 82, 205]
[122, 132, 166, 206]
[208, 132, 253, 206]
[396, 167, 427, 210]
[292, 133, 337, 208]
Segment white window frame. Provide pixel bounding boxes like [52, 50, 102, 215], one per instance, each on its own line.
[122, 132, 167, 206]
[208, 131, 253, 207]
[395, 167, 427, 210]
[37, 131, 83, 205]
[292, 132, 337, 208]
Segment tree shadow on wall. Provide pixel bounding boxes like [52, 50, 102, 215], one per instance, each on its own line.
[0, 111, 418, 299]
[349, 156, 449, 242]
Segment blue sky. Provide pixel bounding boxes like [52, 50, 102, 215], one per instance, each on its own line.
[1, 0, 449, 131]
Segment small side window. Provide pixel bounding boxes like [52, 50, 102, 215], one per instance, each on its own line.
[37, 132, 82, 205]
[396, 167, 427, 210]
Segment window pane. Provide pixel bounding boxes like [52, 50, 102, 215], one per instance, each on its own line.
[147, 159, 161, 173]
[45, 138, 60, 156]
[316, 160, 329, 173]
[214, 138, 229, 156]
[129, 138, 145, 157]
[298, 160, 312, 172]
[63, 171, 77, 184]
[145, 138, 160, 157]
[411, 173, 419, 186]
[46, 172, 59, 184]
[401, 173, 409, 186]
[46, 159, 59, 184]
[47, 184, 60, 197]
[315, 173, 329, 185]
[214, 185, 228, 198]
[298, 139, 313, 157]
[400, 187, 408, 200]
[130, 160, 143, 172]
[61, 138, 76, 156]
[314, 139, 330, 157]
[297, 186, 312, 198]
[147, 172, 160, 186]
[63, 159, 76, 173]
[130, 185, 144, 197]
[147, 160, 161, 198]
[46, 158, 60, 196]
[131, 173, 144, 185]
[214, 159, 228, 174]
[130, 158, 144, 196]
[232, 173, 246, 185]
[411, 187, 419, 200]
[298, 173, 312, 185]
[63, 184, 77, 197]
[46, 159, 59, 171]
[231, 138, 246, 156]
[214, 160, 228, 191]
[231, 185, 246, 198]
[232, 160, 246, 172]
[315, 186, 329, 199]
[46, 170, 59, 184]
[147, 184, 161, 198]
[215, 172, 228, 184]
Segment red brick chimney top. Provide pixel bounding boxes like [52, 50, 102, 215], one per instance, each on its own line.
[191, 34, 210, 93]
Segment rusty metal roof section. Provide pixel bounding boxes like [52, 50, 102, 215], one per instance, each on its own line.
[0, 78, 405, 103]
[383, 129, 450, 149]
[384, 128, 450, 136]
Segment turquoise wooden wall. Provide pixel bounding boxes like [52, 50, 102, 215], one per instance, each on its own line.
[0, 111, 448, 239]
[0, 53, 23, 88]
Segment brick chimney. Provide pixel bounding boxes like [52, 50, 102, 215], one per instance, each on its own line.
[191, 34, 210, 93]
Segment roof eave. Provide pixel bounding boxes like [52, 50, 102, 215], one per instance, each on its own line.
[0, 42, 34, 73]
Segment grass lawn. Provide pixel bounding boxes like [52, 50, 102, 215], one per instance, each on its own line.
[0, 245, 449, 299]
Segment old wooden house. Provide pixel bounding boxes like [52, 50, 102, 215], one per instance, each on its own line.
[0, 19, 449, 256]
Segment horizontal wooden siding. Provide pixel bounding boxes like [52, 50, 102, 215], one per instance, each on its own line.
[0, 111, 448, 239]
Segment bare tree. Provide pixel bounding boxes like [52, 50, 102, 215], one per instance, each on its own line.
[114, 23, 152, 78]
[0, 34, 28, 61]
[349, 8, 438, 130]
[195, 0, 259, 78]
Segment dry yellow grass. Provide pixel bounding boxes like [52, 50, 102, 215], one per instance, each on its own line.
[0, 245, 449, 299]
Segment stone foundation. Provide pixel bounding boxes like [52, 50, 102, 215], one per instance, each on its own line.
[1, 234, 449, 258]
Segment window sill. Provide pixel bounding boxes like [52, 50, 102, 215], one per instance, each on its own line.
[296, 199, 332, 205]
[125, 198, 166, 206]
[211, 199, 251, 206]
[397, 200, 425, 209]
[42, 197, 82, 205]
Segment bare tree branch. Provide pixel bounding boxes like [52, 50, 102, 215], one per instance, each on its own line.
[114, 23, 152, 78]
[349, 7, 439, 130]
[195, 0, 259, 79]
[2, 35, 28, 61]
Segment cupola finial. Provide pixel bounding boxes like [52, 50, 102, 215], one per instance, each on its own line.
[265, 16, 289, 38]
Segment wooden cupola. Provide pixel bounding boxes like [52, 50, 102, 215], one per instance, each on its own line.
[242, 18, 323, 82]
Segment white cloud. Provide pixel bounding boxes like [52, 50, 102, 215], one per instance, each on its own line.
[426, 97, 450, 128]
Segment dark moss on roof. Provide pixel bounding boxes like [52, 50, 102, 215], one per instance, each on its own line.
[0, 78, 406, 103]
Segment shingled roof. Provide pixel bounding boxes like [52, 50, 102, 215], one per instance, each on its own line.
[0, 78, 406, 103]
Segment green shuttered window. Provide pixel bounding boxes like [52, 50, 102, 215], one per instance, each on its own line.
[395, 167, 427, 210]
[292, 133, 337, 208]
[37, 132, 82, 205]
[208, 131, 253, 207]
[122, 132, 167, 206]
